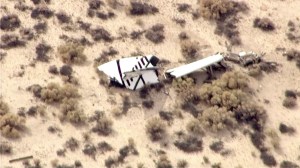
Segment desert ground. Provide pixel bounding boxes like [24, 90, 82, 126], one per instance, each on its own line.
[1, 0, 300, 168]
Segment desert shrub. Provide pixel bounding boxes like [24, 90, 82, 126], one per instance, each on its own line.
[209, 141, 224, 153]
[39, 83, 63, 103]
[177, 3, 190, 13]
[159, 111, 173, 122]
[142, 100, 154, 109]
[0, 34, 26, 49]
[248, 64, 262, 77]
[57, 43, 87, 64]
[199, 71, 249, 107]
[88, 0, 102, 9]
[283, 49, 300, 61]
[15, 1, 32, 11]
[65, 137, 79, 151]
[181, 102, 201, 118]
[174, 133, 203, 152]
[0, 113, 26, 139]
[199, 106, 236, 132]
[0, 14, 21, 31]
[253, 17, 275, 31]
[90, 27, 113, 42]
[91, 114, 113, 136]
[180, 40, 201, 61]
[260, 151, 277, 167]
[211, 163, 221, 168]
[200, 0, 247, 20]
[201, 0, 247, 45]
[20, 28, 34, 41]
[173, 18, 186, 27]
[56, 11, 71, 24]
[105, 156, 118, 168]
[130, 30, 144, 40]
[36, 42, 52, 62]
[26, 105, 45, 116]
[48, 125, 61, 133]
[172, 77, 198, 102]
[145, 24, 165, 44]
[234, 103, 266, 132]
[129, 2, 158, 15]
[96, 11, 116, 20]
[0, 100, 9, 116]
[60, 65, 73, 77]
[279, 123, 295, 134]
[34, 21, 48, 34]
[285, 90, 297, 98]
[0, 142, 12, 154]
[98, 141, 113, 154]
[156, 155, 173, 168]
[282, 97, 297, 108]
[139, 87, 150, 99]
[49, 65, 58, 74]
[27, 84, 42, 98]
[82, 143, 97, 159]
[56, 149, 66, 156]
[118, 96, 130, 115]
[146, 117, 167, 141]
[177, 160, 188, 168]
[178, 32, 189, 40]
[59, 35, 92, 46]
[215, 17, 241, 45]
[31, 6, 54, 19]
[280, 161, 299, 168]
[250, 131, 266, 152]
[101, 47, 119, 57]
[186, 119, 203, 135]
[61, 98, 86, 124]
[118, 139, 139, 162]
[259, 62, 279, 73]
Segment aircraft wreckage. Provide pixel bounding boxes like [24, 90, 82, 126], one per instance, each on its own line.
[97, 51, 271, 90]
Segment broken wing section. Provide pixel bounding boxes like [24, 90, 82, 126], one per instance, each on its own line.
[97, 55, 160, 90]
[165, 53, 224, 78]
[120, 55, 160, 90]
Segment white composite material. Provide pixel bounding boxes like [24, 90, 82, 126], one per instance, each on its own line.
[98, 55, 159, 90]
[165, 53, 224, 78]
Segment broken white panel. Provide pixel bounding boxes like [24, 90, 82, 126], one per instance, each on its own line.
[165, 53, 224, 78]
[98, 55, 159, 90]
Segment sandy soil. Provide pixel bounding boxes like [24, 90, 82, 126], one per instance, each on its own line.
[1, 0, 300, 168]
